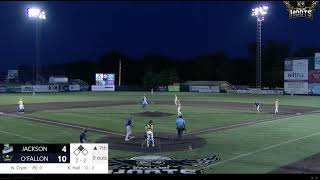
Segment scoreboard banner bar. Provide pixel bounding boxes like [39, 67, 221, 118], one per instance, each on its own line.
[0, 143, 108, 174]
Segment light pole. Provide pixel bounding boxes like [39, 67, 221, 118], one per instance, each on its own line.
[27, 7, 46, 84]
[119, 59, 122, 86]
[251, 5, 268, 89]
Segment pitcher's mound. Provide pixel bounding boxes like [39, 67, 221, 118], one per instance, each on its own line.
[133, 111, 175, 117]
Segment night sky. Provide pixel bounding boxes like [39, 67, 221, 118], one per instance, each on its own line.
[0, 1, 320, 71]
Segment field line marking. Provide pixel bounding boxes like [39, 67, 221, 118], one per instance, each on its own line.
[204, 131, 320, 171]
[0, 129, 48, 143]
[4, 113, 125, 137]
[186, 114, 301, 135]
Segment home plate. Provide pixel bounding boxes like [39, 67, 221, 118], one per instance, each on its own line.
[296, 113, 301, 115]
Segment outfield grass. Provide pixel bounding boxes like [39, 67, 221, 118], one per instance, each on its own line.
[1, 91, 320, 108]
[29, 105, 271, 134]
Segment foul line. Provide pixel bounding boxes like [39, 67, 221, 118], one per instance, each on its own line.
[4, 113, 125, 137]
[0, 129, 48, 143]
[202, 130, 320, 171]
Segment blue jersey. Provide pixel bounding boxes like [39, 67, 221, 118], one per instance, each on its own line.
[125, 118, 132, 127]
[176, 118, 185, 128]
[80, 132, 87, 143]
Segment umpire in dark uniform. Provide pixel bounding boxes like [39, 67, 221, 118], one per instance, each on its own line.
[176, 115, 186, 139]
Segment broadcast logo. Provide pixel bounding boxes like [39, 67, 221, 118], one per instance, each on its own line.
[284, 1, 318, 19]
[2, 144, 13, 162]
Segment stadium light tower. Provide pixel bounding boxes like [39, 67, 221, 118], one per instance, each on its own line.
[27, 7, 46, 84]
[251, 5, 268, 89]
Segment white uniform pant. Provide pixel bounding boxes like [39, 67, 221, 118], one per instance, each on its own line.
[256, 105, 260, 112]
[19, 105, 24, 111]
[177, 107, 182, 116]
[146, 131, 154, 146]
[125, 126, 132, 140]
[275, 106, 279, 114]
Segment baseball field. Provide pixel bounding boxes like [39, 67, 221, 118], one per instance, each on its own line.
[1, 91, 320, 174]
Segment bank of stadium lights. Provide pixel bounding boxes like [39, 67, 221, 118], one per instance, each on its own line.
[251, 6, 268, 21]
[251, 5, 268, 89]
[27, 8, 46, 20]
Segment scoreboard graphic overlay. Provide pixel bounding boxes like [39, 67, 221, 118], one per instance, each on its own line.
[0, 143, 108, 174]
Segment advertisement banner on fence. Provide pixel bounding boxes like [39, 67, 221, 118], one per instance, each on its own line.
[284, 81, 308, 94]
[284, 59, 308, 81]
[6, 86, 22, 93]
[168, 85, 180, 92]
[21, 85, 33, 93]
[33, 85, 59, 93]
[158, 86, 167, 92]
[260, 90, 284, 95]
[308, 70, 320, 83]
[0, 86, 6, 93]
[249, 88, 262, 94]
[189, 86, 210, 92]
[91, 85, 115, 91]
[59, 85, 69, 92]
[235, 89, 250, 94]
[189, 86, 219, 93]
[69, 85, 80, 91]
[210, 86, 220, 93]
[309, 83, 320, 94]
[315, 53, 320, 69]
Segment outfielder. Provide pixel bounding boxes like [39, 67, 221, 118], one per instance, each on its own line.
[274, 99, 279, 114]
[174, 94, 178, 106]
[141, 94, 148, 112]
[124, 115, 134, 141]
[145, 120, 155, 147]
[18, 98, 25, 114]
[177, 99, 182, 116]
[254, 100, 260, 112]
